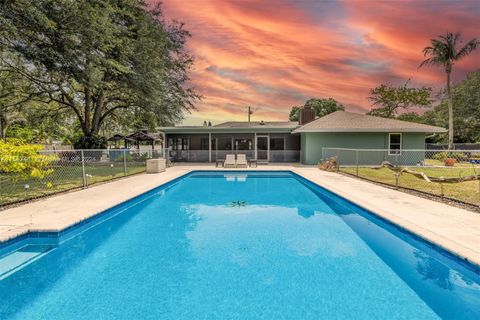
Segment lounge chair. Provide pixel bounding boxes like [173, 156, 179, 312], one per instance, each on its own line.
[236, 154, 248, 168]
[224, 154, 236, 168]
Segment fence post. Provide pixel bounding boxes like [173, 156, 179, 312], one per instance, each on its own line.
[396, 151, 400, 187]
[336, 149, 339, 172]
[123, 149, 127, 176]
[81, 150, 87, 188]
[355, 150, 359, 176]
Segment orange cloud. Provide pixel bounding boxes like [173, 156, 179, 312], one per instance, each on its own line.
[158, 0, 480, 125]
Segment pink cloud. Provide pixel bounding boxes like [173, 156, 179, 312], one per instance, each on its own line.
[157, 0, 480, 124]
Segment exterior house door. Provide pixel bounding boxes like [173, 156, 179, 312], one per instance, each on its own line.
[256, 135, 269, 162]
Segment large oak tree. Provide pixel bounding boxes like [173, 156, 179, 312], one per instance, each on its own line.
[0, 0, 198, 147]
[289, 98, 344, 121]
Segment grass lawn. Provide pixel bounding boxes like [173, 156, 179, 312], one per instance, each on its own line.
[424, 159, 480, 168]
[0, 162, 145, 206]
[341, 165, 480, 206]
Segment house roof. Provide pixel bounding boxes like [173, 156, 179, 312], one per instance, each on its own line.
[213, 121, 298, 129]
[293, 111, 447, 133]
[157, 121, 299, 133]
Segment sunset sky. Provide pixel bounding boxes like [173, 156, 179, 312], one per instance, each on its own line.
[161, 0, 480, 125]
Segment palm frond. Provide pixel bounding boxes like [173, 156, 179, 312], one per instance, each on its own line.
[422, 46, 434, 56]
[419, 32, 479, 69]
[419, 57, 433, 68]
[419, 56, 444, 68]
[455, 38, 479, 60]
[439, 32, 459, 46]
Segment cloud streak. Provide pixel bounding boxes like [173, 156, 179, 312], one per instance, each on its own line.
[160, 0, 480, 124]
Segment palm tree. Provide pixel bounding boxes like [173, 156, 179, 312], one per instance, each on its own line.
[420, 32, 479, 149]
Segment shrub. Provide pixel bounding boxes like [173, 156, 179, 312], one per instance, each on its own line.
[432, 151, 468, 161]
[0, 138, 56, 179]
[136, 151, 161, 161]
[432, 152, 448, 161]
[5, 124, 35, 142]
[114, 154, 134, 163]
[138, 152, 151, 161]
[470, 152, 480, 160]
[73, 134, 107, 149]
[56, 150, 81, 162]
[456, 152, 468, 161]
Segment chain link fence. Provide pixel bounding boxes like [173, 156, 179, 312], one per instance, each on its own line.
[322, 148, 480, 207]
[0, 149, 163, 207]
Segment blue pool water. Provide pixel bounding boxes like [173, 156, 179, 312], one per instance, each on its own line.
[0, 171, 479, 319]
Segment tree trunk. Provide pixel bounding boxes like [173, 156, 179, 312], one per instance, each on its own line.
[446, 70, 454, 149]
[84, 87, 91, 135]
[0, 114, 5, 140]
[91, 89, 104, 135]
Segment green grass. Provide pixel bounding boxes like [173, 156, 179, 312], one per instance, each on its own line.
[424, 159, 480, 168]
[0, 162, 145, 206]
[341, 165, 480, 205]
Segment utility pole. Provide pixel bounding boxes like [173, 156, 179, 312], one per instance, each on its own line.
[247, 106, 253, 122]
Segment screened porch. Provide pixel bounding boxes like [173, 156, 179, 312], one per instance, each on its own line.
[165, 133, 300, 163]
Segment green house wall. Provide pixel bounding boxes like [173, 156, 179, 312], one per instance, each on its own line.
[300, 132, 426, 165]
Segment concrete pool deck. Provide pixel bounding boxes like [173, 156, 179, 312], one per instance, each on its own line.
[1, 164, 479, 268]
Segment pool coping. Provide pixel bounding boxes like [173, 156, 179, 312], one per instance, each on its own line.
[289, 171, 480, 274]
[289, 168, 480, 271]
[1, 167, 479, 273]
[0, 170, 192, 253]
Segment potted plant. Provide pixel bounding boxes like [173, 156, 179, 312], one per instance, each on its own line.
[444, 158, 456, 166]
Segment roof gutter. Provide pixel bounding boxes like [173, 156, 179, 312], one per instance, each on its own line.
[292, 129, 447, 134]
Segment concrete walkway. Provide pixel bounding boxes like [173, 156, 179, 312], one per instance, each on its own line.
[1, 164, 479, 267]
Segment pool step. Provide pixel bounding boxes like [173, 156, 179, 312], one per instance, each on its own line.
[0, 244, 55, 280]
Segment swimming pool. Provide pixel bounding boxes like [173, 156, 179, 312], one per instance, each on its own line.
[0, 171, 479, 319]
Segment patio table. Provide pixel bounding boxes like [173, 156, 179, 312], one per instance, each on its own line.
[215, 159, 225, 167]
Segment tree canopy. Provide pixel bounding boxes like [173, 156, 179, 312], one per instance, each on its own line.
[0, 52, 35, 139]
[380, 71, 480, 143]
[289, 98, 344, 121]
[419, 32, 479, 148]
[424, 71, 480, 143]
[0, 0, 198, 147]
[367, 81, 432, 118]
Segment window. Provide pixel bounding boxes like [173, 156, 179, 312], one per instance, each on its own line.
[167, 138, 188, 150]
[211, 138, 216, 150]
[200, 138, 209, 150]
[234, 139, 252, 150]
[178, 138, 189, 150]
[216, 137, 232, 150]
[270, 138, 285, 150]
[389, 133, 402, 155]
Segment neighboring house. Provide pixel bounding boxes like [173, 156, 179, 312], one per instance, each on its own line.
[157, 109, 446, 165]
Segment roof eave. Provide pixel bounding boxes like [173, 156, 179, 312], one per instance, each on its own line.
[292, 128, 447, 134]
[157, 126, 298, 133]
